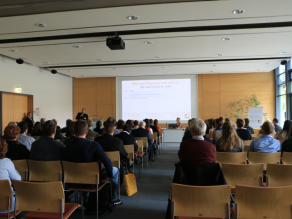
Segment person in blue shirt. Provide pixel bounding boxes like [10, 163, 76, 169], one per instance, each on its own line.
[247, 121, 281, 157]
[236, 118, 252, 140]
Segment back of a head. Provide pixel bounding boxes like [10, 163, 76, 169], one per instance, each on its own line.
[145, 120, 150, 128]
[106, 116, 116, 122]
[117, 120, 125, 129]
[208, 118, 214, 128]
[215, 117, 223, 127]
[8, 121, 17, 126]
[225, 118, 231, 123]
[190, 119, 206, 135]
[42, 120, 57, 137]
[244, 118, 250, 126]
[123, 124, 131, 133]
[51, 119, 57, 126]
[150, 119, 153, 124]
[4, 125, 20, 140]
[154, 119, 158, 126]
[87, 119, 94, 128]
[0, 137, 8, 159]
[126, 119, 133, 127]
[34, 122, 42, 131]
[236, 118, 245, 128]
[261, 121, 274, 135]
[104, 120, 116, 134]
[96, 120, 102, 128]
[69, 122, 76, 135]
[40, 118, 46, 124]
[66, 119, 73, 127]
[139, 121, 146, 127]
[74, 120, 88, 136]
[283, 120, 292, 132]
[220, 122, 241, 151]
[18, 122, 28, 134]
[134, 120, 139, 126]
[273, 117, 279, 124]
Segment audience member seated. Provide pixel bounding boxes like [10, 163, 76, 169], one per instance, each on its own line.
[40, 118, 46, 127]
[145, 120, 153, 135]
[175, 117, 183, 129]
[211, 117, 223, 141]
[24, 112, 34, 134]
[64, 120, 120, 207]
[17, 122, 35, 151]
[30, 120, 66, 161]
[102, 117, 121, 135]
[8, 121, 17, 126]
[0, 137, 27, 219]
[244, 118, 255, 134]
[182, 119, 212, 143]
[63, 122, 75, 146]
[51, 119, 64, 140]
[185, 119, 192, 132]
[150, 119, 159, 139]
[126, 120, 134, 129]
[206, 118, 214, 134]
[247, 121, 281, 157]
[273, 117, 282, 132]
[236, 118, 252, 140]
[117, 119, 125, 132]
[93, 120, 103, 135]
[274, 120, 292, 140]
[132, 120, 139, 130]
[225, 118, 236, 130]
[61, 119, 73, 138]
[216, 122, 243, 152]
[154, 119, 161, 131]
[4, 125, 30, 160]
[31, 122, 43, 136]
[281, 127, 292, 154]
[131, 121, 155, 161]
[178, 118, 216, 163]
[115, 125, 138, 152]
[86, 119, 99, 140]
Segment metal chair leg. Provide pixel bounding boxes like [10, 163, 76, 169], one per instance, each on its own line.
[80, 191, 85, 219]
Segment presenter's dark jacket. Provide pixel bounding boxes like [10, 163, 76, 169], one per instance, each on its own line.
[6, 141, 30, 160]
[25, 117, 34, 133]
[75, 113, 88, 120]
[64, 137, 113, 178]
[115, 131, 138, 152]
[178, 139, 216, 164]
[131, 128, 152, 144]
[95, 134, 128, 161]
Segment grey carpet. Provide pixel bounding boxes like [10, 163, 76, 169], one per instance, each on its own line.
[70, 143, 180, 219]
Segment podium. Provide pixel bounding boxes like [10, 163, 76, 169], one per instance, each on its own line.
[163, 129, 184, 143]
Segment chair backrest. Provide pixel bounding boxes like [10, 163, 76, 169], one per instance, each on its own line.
[62, 161, 99, 185]
[243, 140, 252, 147]
[248, 152, 281, 170]
[216, 152, 247, 166]
[266, 163, 292, 187]
[0, 179, 13, 211]
[136, 140, 144, 153]
[13, 159, 29, 181]
[235, 185, 292, 219]
[150, 134, 154, 140]
[282, 152, 292, 164]
[251, 134, 258, 139]
[124, 144, 134, 159]
[153, 132, 157, 140]
[27, 160, 63, 182]
[105, 151, 120, 168]
[244, 146, 249, 152]
[12, 180, 65, 213]
[135, 137, 148, 146]
[222, 163, 264, 187]
[172, 183, 231, 218]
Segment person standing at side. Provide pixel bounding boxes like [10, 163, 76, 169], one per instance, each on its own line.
[75, 108, 88, 120]
[24, 112, 34, 133]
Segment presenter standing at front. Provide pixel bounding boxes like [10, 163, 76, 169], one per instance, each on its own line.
[176, 117, 183, 129]
[75, 108, 88, 120]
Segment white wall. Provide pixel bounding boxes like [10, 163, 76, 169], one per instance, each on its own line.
[0, 56, 72, 127]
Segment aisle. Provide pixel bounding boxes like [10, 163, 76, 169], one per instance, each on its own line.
[71, 143, 180, 219]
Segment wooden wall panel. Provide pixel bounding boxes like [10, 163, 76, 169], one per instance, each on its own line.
[198, 75, 203, 119]
[2, 93, 14, 133]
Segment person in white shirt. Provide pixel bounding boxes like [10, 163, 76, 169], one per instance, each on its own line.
[17, 122, 35, 151]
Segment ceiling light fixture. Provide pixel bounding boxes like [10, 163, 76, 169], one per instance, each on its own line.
[154, 56, 161, 59]
[68, 70, 73, 72]
[162, 66, 167, 68]
[222, 38, 231, 41]
[210, 71, 213, 73]
[165, 72, 170, 74]
[16, 59, 24, 64]
[144, 41, 153, 44]
[127, 16, 139, 20]
[97, 59, 103, 62]
[232, 10, 244, 14]
[266, 63, 269, 65]
[73, 45, 82, 48]
[35, 23, 47, 27]
[51, 69, 57, 74]
[10, 50, 17, 52]
[121, 74, 124, 76]
[257, 69, 261, 71]
[216, 54, 223, 57]
[213, 65, 217, 67]
[280, 51, 286, 54]
[113, 68, 118, 70]
[43, 62, 50, 64]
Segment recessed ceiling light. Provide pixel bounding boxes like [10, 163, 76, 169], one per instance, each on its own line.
[80, 75, 85, 77]
[210, 71, 213, 73]
[35, 23, 47, 27]
[73, 45, 82, 48]
[154, 56, 161, 59]
[162, 66, 167, 68]
[121, 74, 124, 76]
[113, 68, 118, 70]
[43, 62, 50, 64]
[127, 16, 139, 20]
[280, 51, 286, 54]
[152, 50, 155, 52]
[213, 65, 217, 66]
[165, 72, 170, 74]
[68, 70, 73, 72]
[222, 38, 231, 41]
[216, 54, 223, 56]
[232, 10, 244, 14]
[266, 63, 269, 65]
[97, 59, 103, 62]
[257, 69, 261, 71]
[144, 41, 153, 44]
[10, 50, 17, 52]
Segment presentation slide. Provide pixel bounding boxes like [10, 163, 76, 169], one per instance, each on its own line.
[122, 79, 191, 121]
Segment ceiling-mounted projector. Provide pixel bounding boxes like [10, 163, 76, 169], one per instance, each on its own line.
[106, 33, 125, 50]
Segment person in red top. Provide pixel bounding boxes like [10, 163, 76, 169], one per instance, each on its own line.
[178, 118, 216, 164]
[154, 119, 161, 131]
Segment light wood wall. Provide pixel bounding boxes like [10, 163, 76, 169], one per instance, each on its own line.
[198, 71, 275, 122]
[73, 78, 116, 121]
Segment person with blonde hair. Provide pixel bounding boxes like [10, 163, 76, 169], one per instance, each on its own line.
[216, 122, 243, 152]
[176, 117, 183, 129]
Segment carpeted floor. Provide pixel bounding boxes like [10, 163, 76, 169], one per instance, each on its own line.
[70, 142, 180, 219]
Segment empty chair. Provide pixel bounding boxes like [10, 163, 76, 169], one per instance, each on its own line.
[135, 140, 145, 179]
[233, 185, 292, 219]
[12, 180, 80, 219]
[12, 160, 29, 181]
[216, 152, 247, 166]
[104, 151, 120, 200]
[266, 163, 292, 187]
[248, 152, 281, 170]
[282, 152, 292, 164]
[0, 180, 22, 219]
[124, 144, 135, 173]
[222, 163, 264, 193]
[27, 160, 63, 182]
[171, 183, 231, 218]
